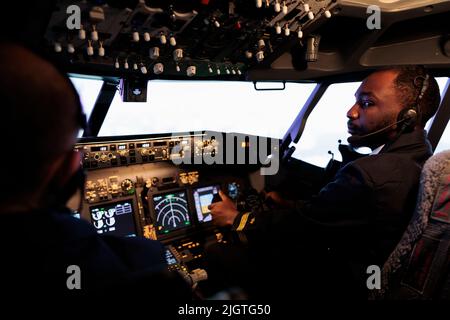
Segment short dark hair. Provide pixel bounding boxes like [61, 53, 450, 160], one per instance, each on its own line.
[390, 65, 441, 127]
[0, 43, 81, 202]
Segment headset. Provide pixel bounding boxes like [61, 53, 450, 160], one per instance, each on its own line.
[348, 72, 430, 146]
[397, 73, 429, 132]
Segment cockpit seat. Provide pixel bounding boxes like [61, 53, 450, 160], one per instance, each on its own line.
[377, 150, 450, 299]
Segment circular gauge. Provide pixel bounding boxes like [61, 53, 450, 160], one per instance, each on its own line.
[121, 179, 135, 194]
[93, 220, 104, 229]
[105, 217, 116, 226]
[105, 208, 115, 218]
[91, 210, 104, 221]
[153, 191, 190, 234]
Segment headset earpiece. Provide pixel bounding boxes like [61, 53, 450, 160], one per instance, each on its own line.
[396, 73, 429, 133]
[397, 107, 418, 132]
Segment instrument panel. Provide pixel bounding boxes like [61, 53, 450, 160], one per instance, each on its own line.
[81, 168, 242, 241]
[77, 133, 218, 171]
[44, 0, 337, 79]
[71, 133, 255, 283]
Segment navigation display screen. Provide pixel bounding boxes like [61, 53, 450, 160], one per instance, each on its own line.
[153, 191, 191, 234]
[90, 200, 137, 237]
[193, 185, 220, 223]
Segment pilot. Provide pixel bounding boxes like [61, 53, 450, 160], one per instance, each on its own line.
[208, 66, 441, 299]
[0, 43, 191, 299]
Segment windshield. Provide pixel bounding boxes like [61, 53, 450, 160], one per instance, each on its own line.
[97, 80, 316, 139]
[70, 76, 104, 137]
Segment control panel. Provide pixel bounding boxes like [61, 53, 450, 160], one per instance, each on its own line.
[71, 133, 254, 287]
[44, 0, 337, 79]
[76, 133, 219, 170]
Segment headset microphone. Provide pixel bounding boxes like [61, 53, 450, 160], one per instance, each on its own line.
[347, 116, 410, 146]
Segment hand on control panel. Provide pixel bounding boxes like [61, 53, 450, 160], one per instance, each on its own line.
[208, 190, 238, 227]
[211, 192, 222, 204]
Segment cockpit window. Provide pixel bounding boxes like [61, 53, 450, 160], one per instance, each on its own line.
[425, 78, 450, 131]
[292, 78, 449, 168]
[70, 76, 104, 137]
[435, 121, 450, 153]
[97, 80, 316, 139]
[291, 82, 363, 167]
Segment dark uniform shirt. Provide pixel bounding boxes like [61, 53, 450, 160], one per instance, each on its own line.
[231, 129, 433, 298]
[0, 209, 191, 300]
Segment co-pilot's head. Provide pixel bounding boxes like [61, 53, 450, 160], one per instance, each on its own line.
[347, 66, 440, 149]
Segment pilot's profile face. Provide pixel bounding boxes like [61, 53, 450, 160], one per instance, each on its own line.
[347, 70, 404, 148]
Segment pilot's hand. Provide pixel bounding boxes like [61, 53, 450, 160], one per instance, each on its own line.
[264, 191, 295, 209]
[208, 190, 238, 227]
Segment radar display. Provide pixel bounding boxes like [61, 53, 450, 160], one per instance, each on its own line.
[153, 191, 190, 234]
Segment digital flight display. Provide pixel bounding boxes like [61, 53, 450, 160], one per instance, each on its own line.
[153, 191, 190, 235]
[91, 146, 108, 152]
[137, 142, 151, 148]
[90, 200, 137, 237]
[165, 249, 178, 266]
[193, 185, 220, 223]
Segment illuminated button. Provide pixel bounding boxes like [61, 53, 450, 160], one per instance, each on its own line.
[54, 42, 62, 53]
[132, 31, 139, 42]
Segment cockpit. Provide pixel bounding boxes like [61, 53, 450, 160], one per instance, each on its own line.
[1, 0, 450, 303]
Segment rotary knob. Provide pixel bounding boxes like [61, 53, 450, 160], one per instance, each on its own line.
[120, 179, 135, 194]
